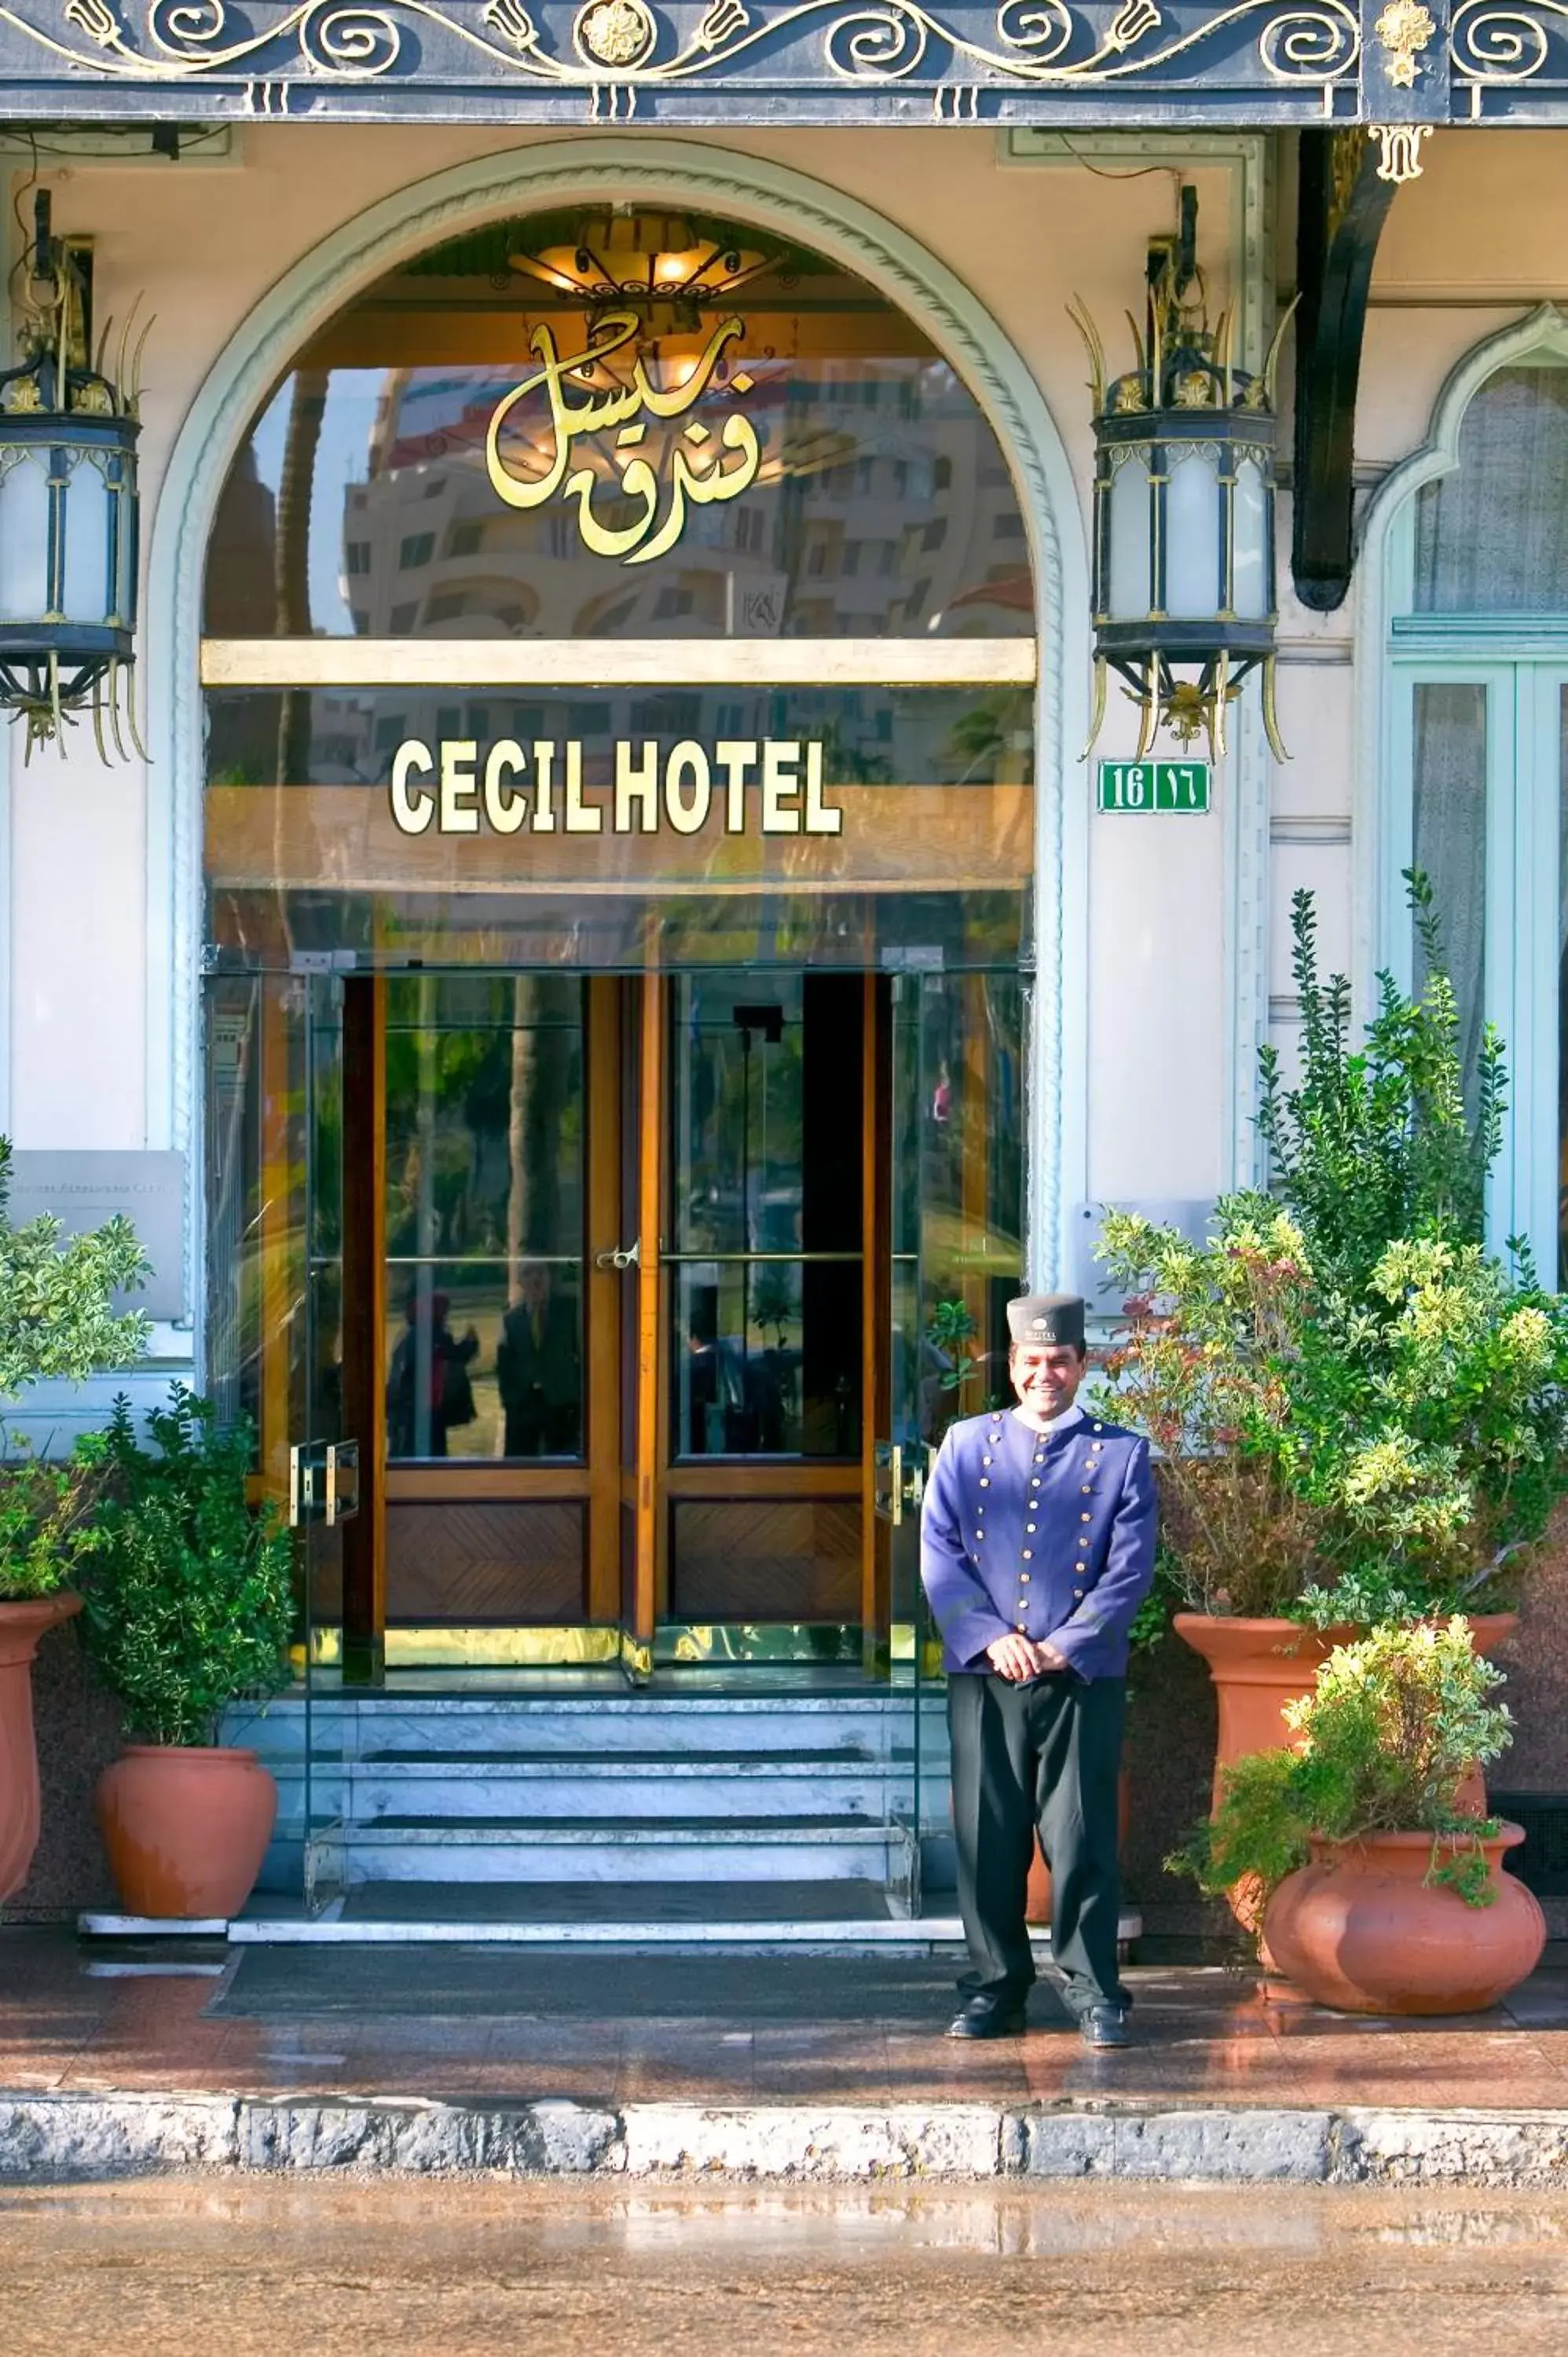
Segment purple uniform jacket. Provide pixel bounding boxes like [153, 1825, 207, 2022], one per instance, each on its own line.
[920, 1406, 1158, 1679]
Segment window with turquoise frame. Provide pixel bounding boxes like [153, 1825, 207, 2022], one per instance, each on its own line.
[1383, 346, 1568, 1285]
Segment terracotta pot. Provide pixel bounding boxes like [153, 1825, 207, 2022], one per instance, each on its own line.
[0, 1593, 82, 1904]
[1025, 1767, 1132, 1926]
[1174, 1615, 1349, 1810]
[1263, 1823, 1545, 2015]
[1174, 1611, 1518, 1927]
[1175, 1611, 1519, 1809]
[96, 1745, 277, 1920]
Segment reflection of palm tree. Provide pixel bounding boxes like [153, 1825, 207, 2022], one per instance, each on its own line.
[750, 1263, 793, 1348]
[507, 984, 573, 1289]
[946, 689, 1030, 783]
[275, 367, 329, 791]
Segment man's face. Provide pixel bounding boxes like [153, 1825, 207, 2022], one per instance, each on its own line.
[1010, 1342, 1087, 1421]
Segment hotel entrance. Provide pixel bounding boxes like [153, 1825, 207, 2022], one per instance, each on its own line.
[208, 958, 1024, 1672]
[199, 188, 1040, 1684]
[195, 181, 1040, 1912]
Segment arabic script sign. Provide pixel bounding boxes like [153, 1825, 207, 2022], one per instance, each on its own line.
[484, 311, 761, 566]
[390, 737, 844, 838]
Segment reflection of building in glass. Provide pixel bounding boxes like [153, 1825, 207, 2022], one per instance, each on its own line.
[335, 356, 1028, 646]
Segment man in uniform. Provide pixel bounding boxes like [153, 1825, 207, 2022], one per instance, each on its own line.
[920, 1292, 1157, 2047]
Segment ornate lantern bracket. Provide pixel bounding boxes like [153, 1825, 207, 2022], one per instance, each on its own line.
[1071, 185, 1292, 764]
[0, 190, 145, 764]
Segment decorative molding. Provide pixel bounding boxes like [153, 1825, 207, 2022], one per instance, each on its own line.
[0, 0, 1368, 121]
[144, 136, 1088, 1328]
[5, 0, 1568, 119]
[1271, 812, 1353, 841]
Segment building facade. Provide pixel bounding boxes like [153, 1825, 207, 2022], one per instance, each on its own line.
[5, 67, 1568, 1916]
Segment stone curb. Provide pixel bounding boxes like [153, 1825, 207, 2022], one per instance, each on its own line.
[6, 2095, 1568, 2184]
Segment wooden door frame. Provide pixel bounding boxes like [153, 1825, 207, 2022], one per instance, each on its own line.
[321, 963, 897, 1666]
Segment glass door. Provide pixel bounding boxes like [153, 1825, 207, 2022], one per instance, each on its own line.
[875, 970, 1026, 1906]
[203, 967, 356, 1913]
[298, 973, 355, 1911]
[1395, 662, 1568, 1276]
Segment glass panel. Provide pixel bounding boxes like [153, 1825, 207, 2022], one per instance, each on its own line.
[60, 451, 112, 625]
[205, 973, 346, 1907]
[670, 971, 860, 1461]
[1163, 447, 1219, 620]
[203, 683, 1035, 973]
[1412, 681, 1489, 1113]
[204, 206, 1031, 644]
[1413, 365, 1568, 612]
[0, 450, 49, 621]
[1231, 455, 1269, 621]
[1559, 685, 1568, 1291]
[885, 970, 1026, 1918]
[1107, 453, 1150, 620]
[383, 975, 585, 1462]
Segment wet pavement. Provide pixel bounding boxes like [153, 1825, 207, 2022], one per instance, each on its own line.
[5, 1926, 1568, 2113]
[3, 2177, 1568, 2354]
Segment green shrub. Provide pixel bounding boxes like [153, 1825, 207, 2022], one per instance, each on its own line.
[78, 1389, 294, 1746]
[0, 1138, 148, 1404]
[0, 1453, 104, 1600]
[1097, 873, 1568, 1626]
[1257, 874, 1504, 1296]
[1178, 1618, 1515, 1911]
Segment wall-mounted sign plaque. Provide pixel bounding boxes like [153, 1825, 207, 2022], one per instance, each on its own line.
[1096, 760, 1211, 813]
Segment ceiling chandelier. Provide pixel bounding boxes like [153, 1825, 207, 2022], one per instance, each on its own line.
[1071, 186, 1292, 762]
[508, 208, 775, 339]
[0, 190, 145, 763]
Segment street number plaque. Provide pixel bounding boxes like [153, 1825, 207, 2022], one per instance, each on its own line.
[1096, 761, 1211, 813]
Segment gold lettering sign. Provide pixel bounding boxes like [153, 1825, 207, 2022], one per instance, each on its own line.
[389, 739, 843, 841]
[484, 310, 760, 566]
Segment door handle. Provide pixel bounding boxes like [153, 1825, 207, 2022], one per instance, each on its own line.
[595, 1240, 641, 1271]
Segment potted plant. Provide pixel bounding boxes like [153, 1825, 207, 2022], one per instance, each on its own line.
[1097, 879, 1568, 1803]
[0, 1138, 146, 1902]
[1181, 1619, 1545, 2014]
[78, 1387, 293, 1919]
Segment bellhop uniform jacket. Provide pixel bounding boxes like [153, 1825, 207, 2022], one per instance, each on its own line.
[920, 1406, 1158, 1679]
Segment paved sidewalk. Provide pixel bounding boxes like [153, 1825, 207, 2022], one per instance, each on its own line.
[6, 1928, 1568, 2182]
[5, 1928, 1568, 2112]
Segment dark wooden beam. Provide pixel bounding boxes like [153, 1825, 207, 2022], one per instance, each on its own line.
[1291, 128, 1401, 614]
[339, 974, 386, 1681]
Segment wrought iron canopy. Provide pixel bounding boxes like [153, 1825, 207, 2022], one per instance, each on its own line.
[0, 0, 1548, 134]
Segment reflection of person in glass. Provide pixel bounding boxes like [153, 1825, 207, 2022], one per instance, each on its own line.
[387, 1286, 478, 1459]
[496, 1264, 581, 1457]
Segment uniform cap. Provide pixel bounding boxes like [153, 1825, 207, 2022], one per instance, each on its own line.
[1006, 1292, 1086, 1348]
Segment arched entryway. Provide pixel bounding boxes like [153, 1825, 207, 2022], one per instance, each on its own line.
[154, 142, 1084, 1699]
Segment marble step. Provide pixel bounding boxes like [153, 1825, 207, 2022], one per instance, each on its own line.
[345, 1750, 904, 1823]
[328, 1816, 916, 1887]
[225, 1692, 947, 1765]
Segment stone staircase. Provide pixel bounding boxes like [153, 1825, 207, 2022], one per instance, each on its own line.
[220, 1686, 954, 1942]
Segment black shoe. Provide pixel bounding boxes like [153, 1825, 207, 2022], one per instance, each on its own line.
[947, 1994, 1028, 2041]
[1079, 2003, 1131, 2049]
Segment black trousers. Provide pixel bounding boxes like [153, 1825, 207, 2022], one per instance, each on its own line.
[947, 1670, 1128, 2016]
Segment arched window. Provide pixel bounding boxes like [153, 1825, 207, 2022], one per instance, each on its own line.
[1380, 332, 1568, 1282]
[197, 195, 1039, 1666]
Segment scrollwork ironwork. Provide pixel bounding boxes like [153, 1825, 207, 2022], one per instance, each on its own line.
[1450, 0, 1567, 80]
[0, 0, 1369, 94]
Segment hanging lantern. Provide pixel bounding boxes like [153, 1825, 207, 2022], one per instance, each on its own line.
[0, 191, 145, 764]
[1071, 188, 1292, 762]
